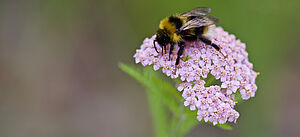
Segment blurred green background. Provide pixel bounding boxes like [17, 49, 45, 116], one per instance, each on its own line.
[0, 0, 299, 137]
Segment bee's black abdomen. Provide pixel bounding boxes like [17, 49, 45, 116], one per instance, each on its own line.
[182, 34, 197, 41]
[168, 16, 183, 29]
[194, 27, 204, 35]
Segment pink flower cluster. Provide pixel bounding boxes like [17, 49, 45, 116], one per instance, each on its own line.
[134, 26, 258, 125]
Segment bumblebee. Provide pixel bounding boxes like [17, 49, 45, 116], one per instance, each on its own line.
[153, 7, 220, 66]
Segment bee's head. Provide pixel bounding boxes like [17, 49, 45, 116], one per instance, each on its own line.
[155, 29, 170, 47]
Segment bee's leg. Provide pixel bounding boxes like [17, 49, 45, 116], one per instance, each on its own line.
[169, 43, 174, 60]
[153, 40, 159, 53]
[199, 36, 220, 51]
[175, 41, 185, 65]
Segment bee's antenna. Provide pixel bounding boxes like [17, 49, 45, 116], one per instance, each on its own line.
[153, 40, 159, 53]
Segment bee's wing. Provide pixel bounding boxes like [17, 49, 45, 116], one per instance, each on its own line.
[180, 15, 220, 30]
[181, 7, 211, 17]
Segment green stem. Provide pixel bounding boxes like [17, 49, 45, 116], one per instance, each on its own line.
[170, 106, 185, 137]
[147, 89, 168, 137]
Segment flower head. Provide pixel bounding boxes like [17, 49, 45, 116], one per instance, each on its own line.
[134, 26, 258, 125]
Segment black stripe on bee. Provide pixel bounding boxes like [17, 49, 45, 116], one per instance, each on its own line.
[168, 16, 183, 29]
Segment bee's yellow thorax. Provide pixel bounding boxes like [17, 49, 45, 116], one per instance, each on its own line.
[159, 18, 176, 33]
[159, 17, 183, 43]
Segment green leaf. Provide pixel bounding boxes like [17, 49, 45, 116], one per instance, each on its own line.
[181, 55, 191, 62]
[119, 63, 145, 85]
[151, 76, 182, 102]
[204, 73, 221, 87]
[234, 91, 244, 104]
[119, 63, 180, 114]
[119, 63, 233, 136]
[120, 63, 183, 136]
[119, 63, 169, 137]
[143, 67, 180, 115]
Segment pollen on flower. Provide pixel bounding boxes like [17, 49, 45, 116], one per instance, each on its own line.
[133, 26, 258, 125]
